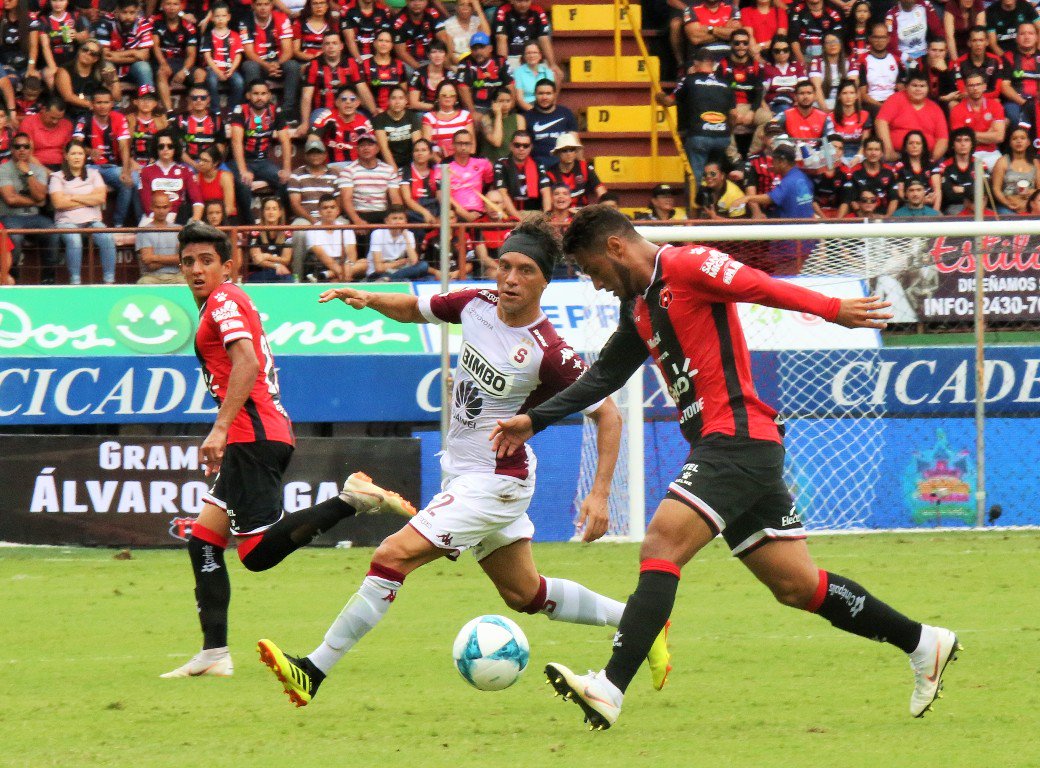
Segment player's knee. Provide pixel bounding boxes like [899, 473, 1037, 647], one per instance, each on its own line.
[372, 538, 409, 573]
[498, 585, 534, 613]
[769, 577, 816, 609]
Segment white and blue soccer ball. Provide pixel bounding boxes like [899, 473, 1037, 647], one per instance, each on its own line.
[452, 615, 530, 691]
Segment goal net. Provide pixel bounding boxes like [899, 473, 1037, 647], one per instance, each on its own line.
[575, 217, 1040, 535]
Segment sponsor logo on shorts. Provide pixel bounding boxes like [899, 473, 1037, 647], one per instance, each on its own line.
[828, 583, 865, 617]
[438, 532, 453, 547]
[781, 507, 802, 527]
[460, 343, 513, 395]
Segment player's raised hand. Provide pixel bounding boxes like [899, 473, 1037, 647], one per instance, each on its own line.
[318, 286, 371, 309]
[490, 415, 534, 458]
[833, 296, 894, 329]
[576, 489, 610, 543]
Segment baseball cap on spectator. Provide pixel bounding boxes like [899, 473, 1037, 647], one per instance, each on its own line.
[905, 178, 926, 190]
[551, 132, 582, 154]
[305, 136, 327, 153]
[764, 122, 785, 136]
[136, 84, 157, 98]
[771, 144, 796, 163]
[470, 31, 491, 47]
[651, 184, 675, 197]
[355, 129, 378, 144]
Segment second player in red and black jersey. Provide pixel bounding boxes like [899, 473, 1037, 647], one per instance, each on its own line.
[492, 206, 957, 730]
[341, 0, 394, 58]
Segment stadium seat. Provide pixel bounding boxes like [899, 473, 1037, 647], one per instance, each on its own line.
[551, 3, 641, 32]
[569, 55, 659, 83]
[594, 156, 684, 184]
[621, 206, 688, 219]
[586, 104, 677, 133]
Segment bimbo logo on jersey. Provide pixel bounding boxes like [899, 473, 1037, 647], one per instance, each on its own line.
[459, 343, 513, 395]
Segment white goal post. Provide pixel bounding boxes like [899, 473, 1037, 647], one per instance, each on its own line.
[575, 217, 1040, 539]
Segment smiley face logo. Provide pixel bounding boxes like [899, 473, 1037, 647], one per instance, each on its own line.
[109, 295, 192, 354]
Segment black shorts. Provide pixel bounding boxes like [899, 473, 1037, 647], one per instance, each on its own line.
[203, 440, 294, 536]
[665, 434, 806, 557]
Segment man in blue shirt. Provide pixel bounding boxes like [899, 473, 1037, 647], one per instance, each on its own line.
[525, 78, 579, 166]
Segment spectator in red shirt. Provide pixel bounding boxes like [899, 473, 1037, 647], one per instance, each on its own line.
[299, 31, 372, 131]
[1000, 22, 1040, 129]
[195, 2, 245, 111]
[949, 71, 1006, 168]
[139, 129, 204, 222]
[741, 0, 788, 61]
[875, 70, 948, 162]
[20, 95, 73, 170]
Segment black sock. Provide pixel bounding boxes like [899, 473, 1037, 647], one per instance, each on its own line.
[811, 571, 922, 654]
[188, 535, 230, 650]
[239, 496, 356, 572]
[604, 565, 679, 693]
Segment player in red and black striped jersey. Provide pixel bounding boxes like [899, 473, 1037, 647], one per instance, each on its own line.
[494, 205, 961, 727]
[197, 2, 245, 109]
[317, 85, 373, 166]
[37, 0, 92, 88]
[392, 0, 449, 69]
[163, 220, 416, 681]
[229, 79, 292, 215]
[300, 31, 368, 128]
[341, 0, 394, 59]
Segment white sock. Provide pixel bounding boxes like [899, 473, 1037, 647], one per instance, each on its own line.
[910, 624, 937, 660]
[308, 574, 402, 674]
[541, 577, 625, 627]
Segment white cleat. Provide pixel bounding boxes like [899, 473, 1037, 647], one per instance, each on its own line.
[544, 663, 623, 730]
[339, 471, 416, 517]
[909, 625, 961, 717]
[160, 651, 234, 678]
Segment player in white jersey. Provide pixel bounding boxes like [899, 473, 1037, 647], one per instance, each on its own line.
[257, 216, 672, 707]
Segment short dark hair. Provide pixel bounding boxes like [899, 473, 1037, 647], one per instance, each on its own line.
[862, 136, 884, 151]
[905, 70, 929, 85]
[246, 78, 270, 92]
[795, 79, 815, 92]
[512, 128, 533, 141]
[386, 204, 407, 217]
[561, 204, 637, 262]
[507, 213, 561, 273]
[116, 0, 140, 8]
[318, 193, 339, 206]
[534, 78, 556, 92]
[43, 94, 66, 113]
[178, 219, 232, 263]
[968, 24, 988, 38]
[92, 87, 113, 100]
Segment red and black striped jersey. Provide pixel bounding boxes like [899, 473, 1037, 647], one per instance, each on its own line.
[305, 57, 363, 112]
[408, 64, 457, 106]
[492, 3, 551, 57]
[128, 115, 161, 163]
[40, 10, 85, 65]
[293, 17, 333, 57]
[456, 56, 512, 112]
[359, 57, 407, 111]
[239, 10, 292, 61]
[72, 110, 130, 165]
[745, 153, 780, 194]
[526, 245, 841, 447]
[391, 6, 446, 62]
[340, 0, 393, 56]
[230, 103, 285, 160]
[199, 28, 244, 71]
[151, 15, 198, 61]
[318, 111, 372, 163]
[195, 282, 294, 446]
[176, 112, 224, 160]
[97, 13, 153, 52]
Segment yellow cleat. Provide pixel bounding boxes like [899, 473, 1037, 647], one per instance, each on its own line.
[257, 638, 320, 708]
[647, 620, 672, 691]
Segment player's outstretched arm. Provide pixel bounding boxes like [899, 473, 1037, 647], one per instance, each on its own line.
[491, 414, 533, 459]
[576, 398, 622, 543]
[832, 296, 894, 329]
[318, 286, 426, 323]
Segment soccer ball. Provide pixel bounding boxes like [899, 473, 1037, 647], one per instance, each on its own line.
[452, 615, 530, 691]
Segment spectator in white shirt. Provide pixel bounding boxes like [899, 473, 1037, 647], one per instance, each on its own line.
[304, 193, 363, 282]
[367, 205, 429, 281]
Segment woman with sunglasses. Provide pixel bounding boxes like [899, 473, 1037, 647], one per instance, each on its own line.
[55, 38, 121, 122]
[49, 138, 116, 284]
[139, 128, 203, 223]
[760, 36, 804, 118]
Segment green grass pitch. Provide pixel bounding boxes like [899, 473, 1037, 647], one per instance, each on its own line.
[2, 531, 1038, 768]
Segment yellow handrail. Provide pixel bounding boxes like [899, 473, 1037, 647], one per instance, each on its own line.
[614, 0, 694, 202]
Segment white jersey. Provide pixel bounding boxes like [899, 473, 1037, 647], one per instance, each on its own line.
[417, 288, 598, 480]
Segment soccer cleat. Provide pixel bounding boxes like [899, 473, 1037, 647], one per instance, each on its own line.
[159, 651, 234, 678]
[257, 639, 322, 708]
[647, 620, 672, 691]
[544, 663, 623, 730]
[908, 625, 961, 717]
[339, 471, 417, 518]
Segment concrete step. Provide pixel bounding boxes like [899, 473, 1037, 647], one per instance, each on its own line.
[579, 131, 681, 156]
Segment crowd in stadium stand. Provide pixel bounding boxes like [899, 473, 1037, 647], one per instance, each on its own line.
[1, 0, 1039, 284]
